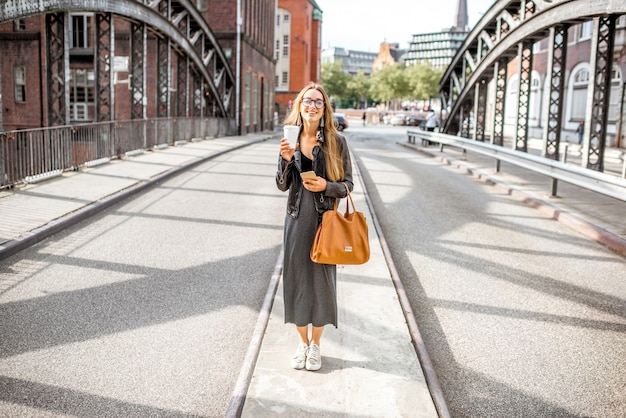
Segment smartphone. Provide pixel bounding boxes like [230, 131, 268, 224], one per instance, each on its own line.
[300, 171, 317, 180]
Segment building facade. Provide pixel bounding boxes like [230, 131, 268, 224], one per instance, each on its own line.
[404, 30, 468, 70]
[274, 0, 323, 117]
[372, 42, 405, 72]
[204, 0, 276, 134]
[502, 19, 626, 146]
[0, 1, 276, 135]
[321, 47, 378, 76]
[404, 0, 468, 70]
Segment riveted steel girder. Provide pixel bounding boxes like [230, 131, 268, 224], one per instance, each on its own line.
[0, 0, 235, 118]
[95, 13, 114, 122]
[586, 15, 616, 171]
[492, 60, 507, 146]
[45, 12, 68, 126]
[515, 41, 533, 152]
[473, 80, 488, 141]
[543, 25, 568, 160]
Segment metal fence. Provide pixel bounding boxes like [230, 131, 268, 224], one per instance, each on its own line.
[0, 117, 235, 188]
[407, 130, 626, 202]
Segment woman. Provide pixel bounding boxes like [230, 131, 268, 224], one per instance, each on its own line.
[276, 83, 353, 371]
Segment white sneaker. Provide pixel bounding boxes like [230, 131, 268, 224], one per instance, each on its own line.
[305, 344, 321, 371]
[291, 343, 308, 369]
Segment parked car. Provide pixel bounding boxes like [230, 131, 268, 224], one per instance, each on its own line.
[406, 114, 425, 127]
[390, 113, 406, 126]
[333, 113, 348, 131]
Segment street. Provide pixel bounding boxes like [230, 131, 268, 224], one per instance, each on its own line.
[0, 125, 624, 417]
[349, 124, 626, 417]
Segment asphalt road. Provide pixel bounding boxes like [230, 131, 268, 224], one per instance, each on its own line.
[0, 141, 286, 417]
[349, 124, 626, 418]
[1, 125, 624, 417]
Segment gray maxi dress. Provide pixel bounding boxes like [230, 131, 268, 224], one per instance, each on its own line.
[282, 154, 338, 327]
[277, 133, 354, 328]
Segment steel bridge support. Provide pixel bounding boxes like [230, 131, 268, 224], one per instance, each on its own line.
[515, 41, 533, 152]
[157, 36, 171, 118]
[95, 13, 114, 122]
[130, 22, 147, 120]
[543, 25, 568, 161]
[473, 79, 488, 142]
[492, 59, 507, 147]
[585, 15, 616, 172]
[46, 12, 69, 126]
[157, 0, 171, 118]
[177, 53, 189, 117]
[192, 72, 203, 118]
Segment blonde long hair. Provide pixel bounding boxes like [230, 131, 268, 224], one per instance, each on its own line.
[284, 83, 344, 181]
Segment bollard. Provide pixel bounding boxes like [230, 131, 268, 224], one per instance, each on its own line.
[561, 144, 568, 163]
[622, 158, 625, 179]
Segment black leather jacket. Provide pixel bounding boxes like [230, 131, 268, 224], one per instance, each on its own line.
[276, 133, 353, 219]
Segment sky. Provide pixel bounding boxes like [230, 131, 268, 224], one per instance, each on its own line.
[314, 0, 496, 52]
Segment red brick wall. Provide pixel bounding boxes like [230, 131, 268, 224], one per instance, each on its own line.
[204, 0, 276, 134]
[0, 16, 45, 131]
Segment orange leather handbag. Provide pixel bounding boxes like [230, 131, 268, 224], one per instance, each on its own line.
[310, 184, 370, 265]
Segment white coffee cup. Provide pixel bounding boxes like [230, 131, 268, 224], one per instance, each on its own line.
[283, 125, 300, 148]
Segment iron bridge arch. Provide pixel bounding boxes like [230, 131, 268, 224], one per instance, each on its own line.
[440, 0, 626, 171]
[0, 0, 235, 122]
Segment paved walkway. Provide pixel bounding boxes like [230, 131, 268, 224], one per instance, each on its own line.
[1, 131, 624, 418]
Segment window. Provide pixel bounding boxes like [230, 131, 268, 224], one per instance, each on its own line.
[13, 19, 25, 31]
[70, 69, 95, 121]
[578, 22, 592, 41]
[283, 35, 289, 57]
[571, 68, 589, 120]
[282, 71, 288, 85]
[609, 66, 623, 120]
[70, 14, 92, 48]
[253, 75, 258, 125]
[283, 14, 289, 22]
[14, 66, 26, 102]
[245, 71, 251, 126]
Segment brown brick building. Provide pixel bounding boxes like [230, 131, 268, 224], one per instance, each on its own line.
[274, 0, 323, 119]
[203, 0, 276, 134]
[0, 1, 277, 135]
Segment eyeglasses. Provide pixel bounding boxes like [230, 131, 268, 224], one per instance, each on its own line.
[302, 98, 325, 109]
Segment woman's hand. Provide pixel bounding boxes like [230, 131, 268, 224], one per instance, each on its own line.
[280, 138, 296, 161]
[303, 176, 327, 193]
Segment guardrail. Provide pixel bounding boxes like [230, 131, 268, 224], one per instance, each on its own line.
[407, 130, 626, 203]
[0, 117, 235, 189]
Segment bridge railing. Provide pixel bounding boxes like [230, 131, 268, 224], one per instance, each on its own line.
[407, 130, 626, 203]
[0, 117, 234, 189]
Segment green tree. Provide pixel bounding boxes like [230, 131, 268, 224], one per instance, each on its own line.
[369, 64, 410, 110]
[345, 70, 371, 109]
[406, 62, 443, 101]
[320, 61, 350, 107]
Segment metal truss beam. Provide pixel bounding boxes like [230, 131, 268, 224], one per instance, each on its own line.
[130, 21, 146, 120]
[177, 52, 189, 117]
[473, 80, 487, 142]
[585, 15, 616, 172]
[515, 41, 533, 152]
[95, 13, 114, 122]
[492, 60, 507, 147]
[543, 25, 568, 160]
[45, 12, 68, 126]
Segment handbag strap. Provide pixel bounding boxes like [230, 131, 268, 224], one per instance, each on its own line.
[341, 182, 357, 215]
